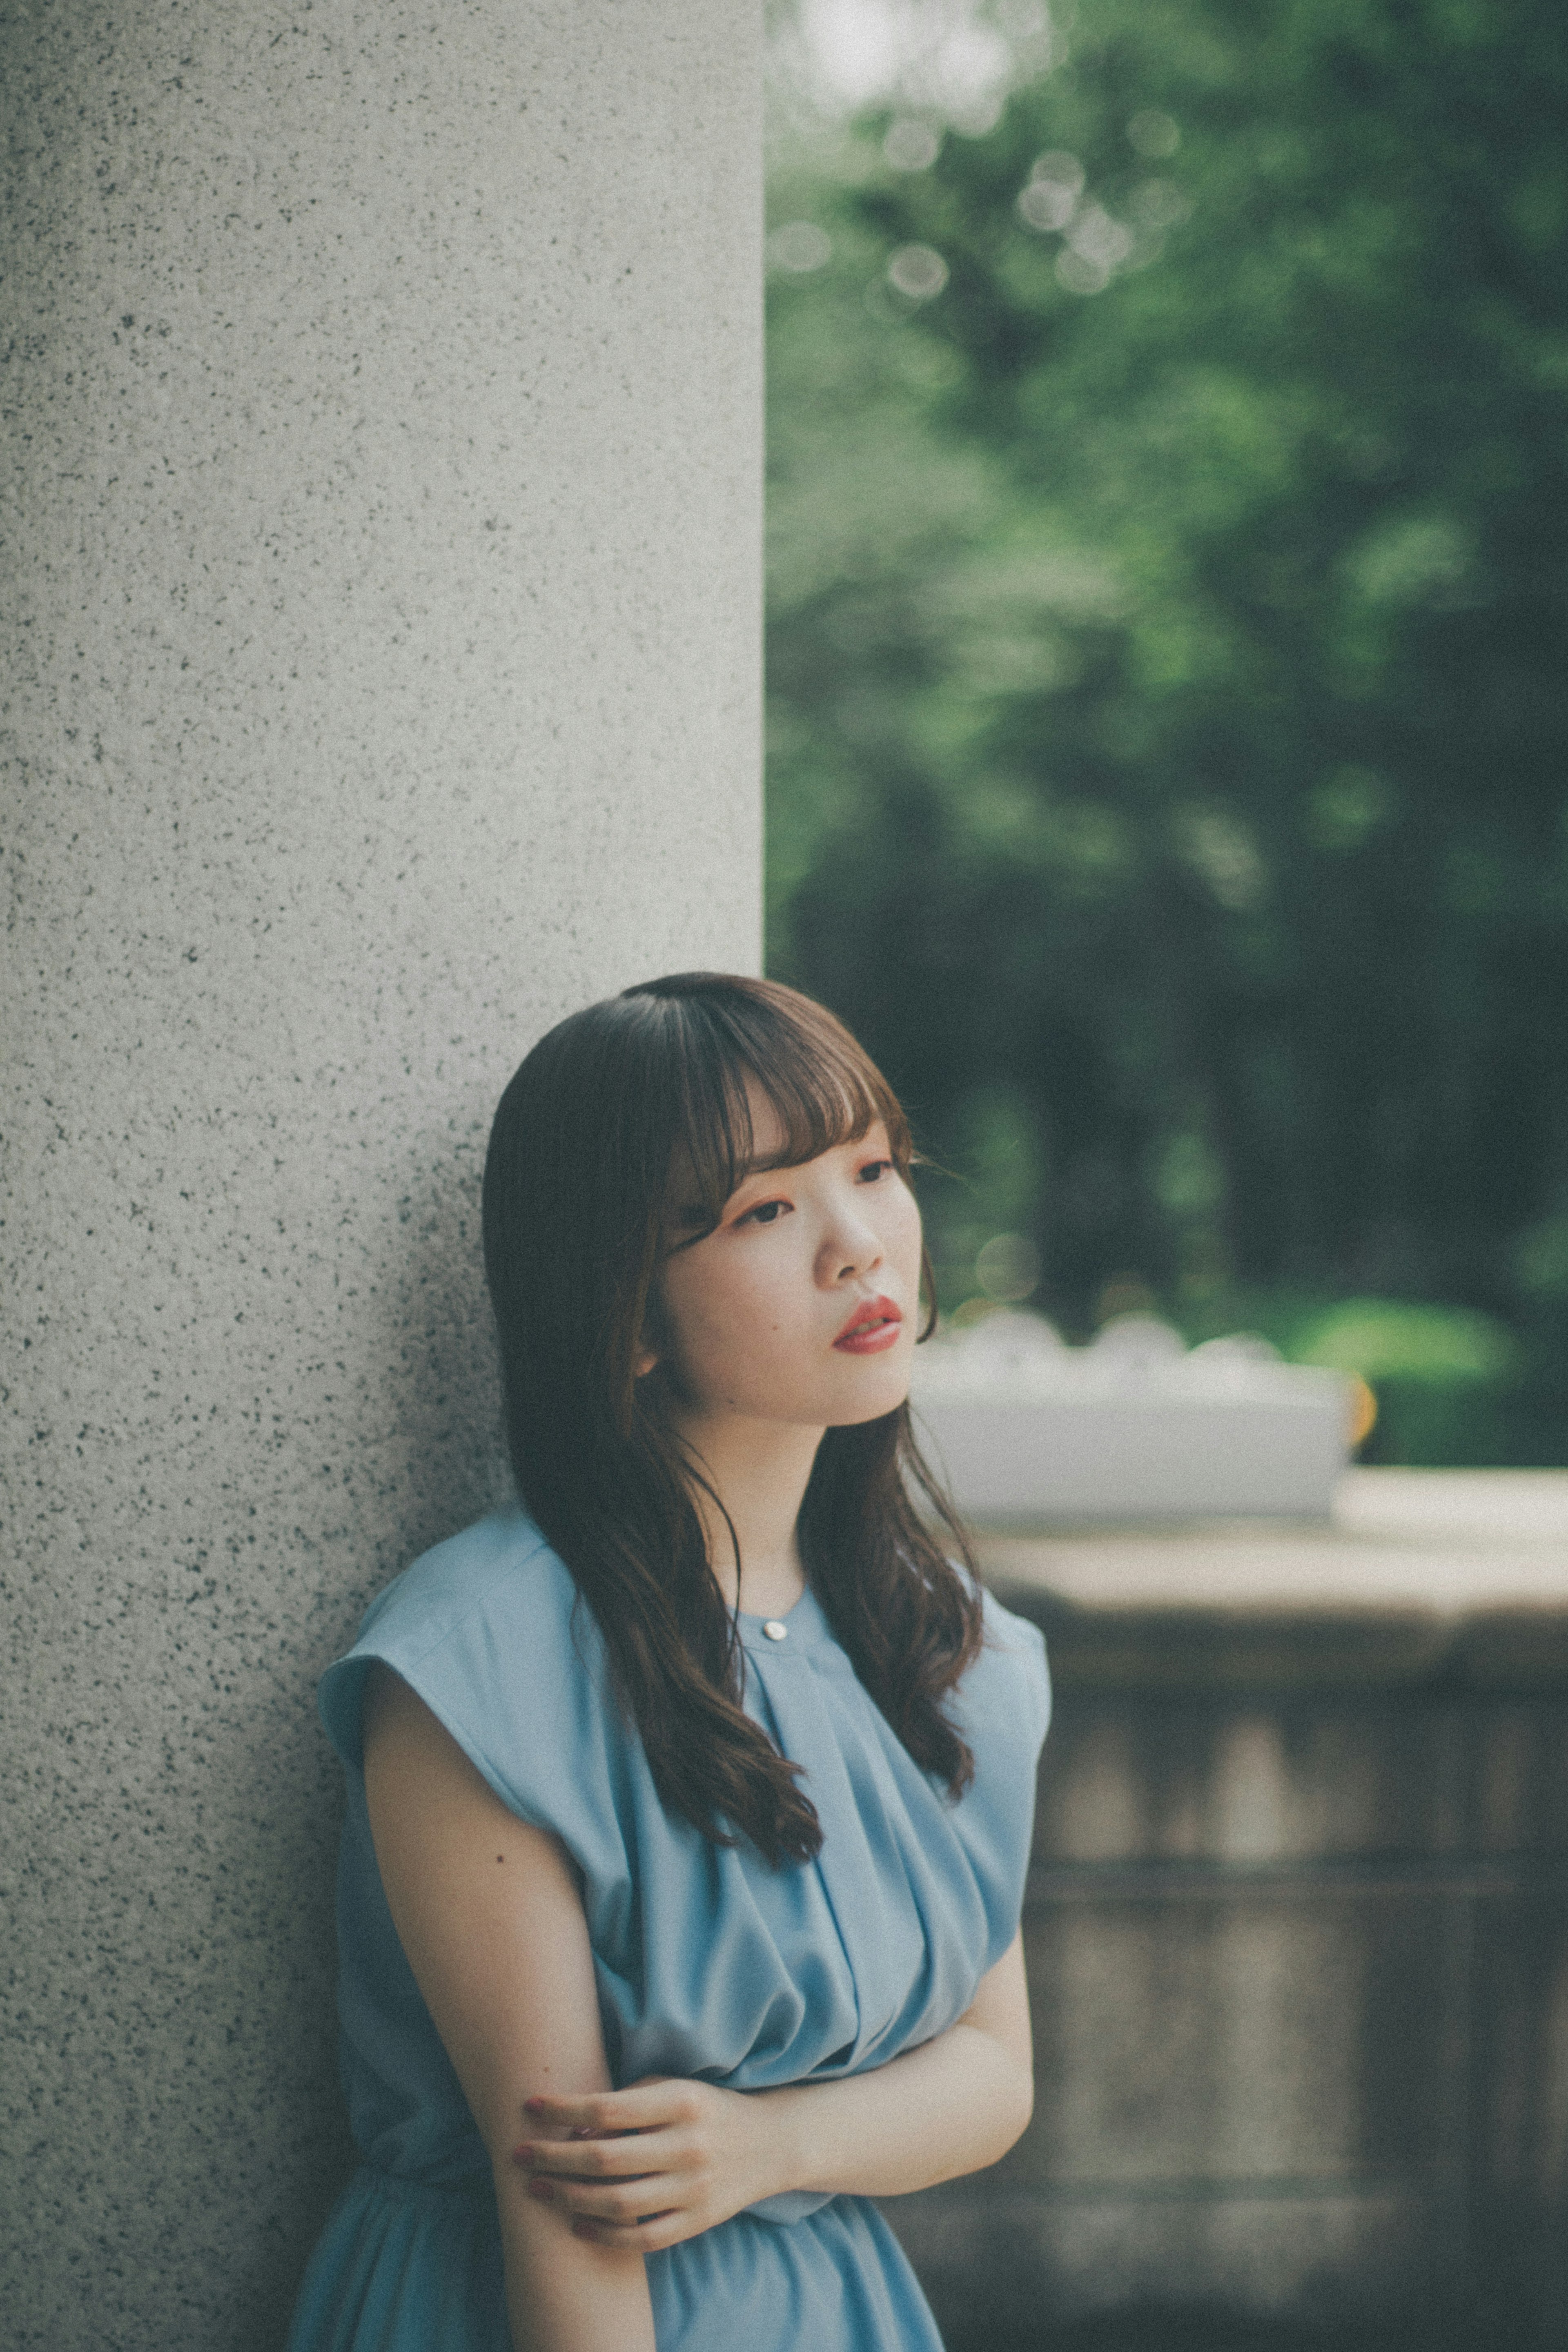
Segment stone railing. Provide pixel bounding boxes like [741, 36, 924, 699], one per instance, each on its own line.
[888, 1470, 1568, 2352]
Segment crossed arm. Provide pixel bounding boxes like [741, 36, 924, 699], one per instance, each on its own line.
[362, 1664, 1035, 2352]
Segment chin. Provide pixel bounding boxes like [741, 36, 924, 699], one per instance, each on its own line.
[826, 1376, 912, 1429]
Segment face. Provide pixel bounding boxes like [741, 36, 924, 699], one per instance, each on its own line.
[647, 1088, 924, 1433]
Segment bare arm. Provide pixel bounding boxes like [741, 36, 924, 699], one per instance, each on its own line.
[361, 1667, 656, 2352]
[768, 1930, 1033, 2196]
[517, 1933, 1034, 2249]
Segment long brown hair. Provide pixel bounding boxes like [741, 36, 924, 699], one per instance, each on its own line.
[481, 972, 983, 1866]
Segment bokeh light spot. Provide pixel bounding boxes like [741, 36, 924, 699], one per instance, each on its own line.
[1056, 248, 1110, 295]
[1018, 178, 1076, 232]
[1066, 202, 1134, 272]
[884, 116, 942, 171]
[976, 1232, 1042, 1302]
[1031, 149, 1085, 197]
[888, 243, 950, 300]
[768, 221, 833, 274]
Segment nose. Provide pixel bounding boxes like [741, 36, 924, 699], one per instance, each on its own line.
[816, 1187, 884, 1286]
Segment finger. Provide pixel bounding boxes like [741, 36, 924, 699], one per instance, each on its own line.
[532, 2173, 682, 2223]
[515, 2129, 685, 2178]
[570, 2210, 690, 2253]
[523, 2081, 696, 2136]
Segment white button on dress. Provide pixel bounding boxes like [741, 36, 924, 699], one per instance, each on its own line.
[762, 1619, 789, 1643]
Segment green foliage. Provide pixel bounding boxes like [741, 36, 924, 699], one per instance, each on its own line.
[1292, 1300, 1519, 1389]
[765, 0, 1568, 1461]
[1291, 1298, 1522, 1467]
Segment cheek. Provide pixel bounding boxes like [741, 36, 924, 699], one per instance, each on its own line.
[887, 1186, 924, 1269]
[659, 1255, 791, 1379]
[721, 1251, 813, 1342]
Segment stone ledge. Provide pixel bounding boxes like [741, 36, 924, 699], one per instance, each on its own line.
[1023, 1855, 1568, 1900]
[975, 1468, 1568, 1692]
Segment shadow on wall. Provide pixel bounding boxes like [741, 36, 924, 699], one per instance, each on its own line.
[367, 1121, 515, 1584]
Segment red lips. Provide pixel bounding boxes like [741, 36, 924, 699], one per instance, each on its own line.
[833, 1295, 904, 1353]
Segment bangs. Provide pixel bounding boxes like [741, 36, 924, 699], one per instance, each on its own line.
[641, 978, 913, 1243]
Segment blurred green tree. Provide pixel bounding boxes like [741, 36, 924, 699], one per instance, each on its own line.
[765, 0, 1568, 1461]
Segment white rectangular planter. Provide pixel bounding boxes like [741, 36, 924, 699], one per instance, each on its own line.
[908, 1315, 1350, 1523]
[912, 1379, 1349, 1524]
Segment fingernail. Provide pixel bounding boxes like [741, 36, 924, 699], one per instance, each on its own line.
[512, 2144, 535, 2166]
[522, 2097, 546, 2114]
[528, 2178, 555, 2203]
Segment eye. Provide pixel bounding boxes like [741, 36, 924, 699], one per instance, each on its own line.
[856, 1158, 896, 1184]
[737, 1197, 790, 1227]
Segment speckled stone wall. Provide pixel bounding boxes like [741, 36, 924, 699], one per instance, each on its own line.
[0, 5, 760, 2344]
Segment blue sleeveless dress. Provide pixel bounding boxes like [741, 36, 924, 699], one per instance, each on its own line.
[286, 1512, 1050, 2352]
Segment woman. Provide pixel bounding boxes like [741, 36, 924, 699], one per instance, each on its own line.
[287, 972, 1051, 2352]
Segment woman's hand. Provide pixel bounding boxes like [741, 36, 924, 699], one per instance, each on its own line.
[513, 2076, 787, 2254]
[510, 1933, 1033, 2261]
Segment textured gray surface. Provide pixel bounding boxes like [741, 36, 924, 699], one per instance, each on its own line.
[0, 4, 760, 2343]
[889, 1506, 1568, 2349]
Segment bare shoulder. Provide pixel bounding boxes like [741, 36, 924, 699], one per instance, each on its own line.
[360, 1656, 472, 1780]
[362, 1655, 444, 1753]
[361, 1663, 586, 1948]
[362, 1660, 549, 1854]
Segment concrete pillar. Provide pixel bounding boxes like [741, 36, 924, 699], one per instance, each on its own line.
[1, 6, 760, 2345]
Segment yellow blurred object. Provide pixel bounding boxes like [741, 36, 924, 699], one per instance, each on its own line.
[1346, 1373, 1379, 1449]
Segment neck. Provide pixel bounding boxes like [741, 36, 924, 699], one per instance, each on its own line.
[669, 1407, 824, 1616]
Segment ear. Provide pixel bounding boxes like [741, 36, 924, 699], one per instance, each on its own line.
[636, 1281, 674, 1381]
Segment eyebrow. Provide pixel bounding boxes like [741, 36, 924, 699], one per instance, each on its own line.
[737, 1121, 890, 1177]
[667, 1157, 793, 1228]
[667, 1125, 891, 1229]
